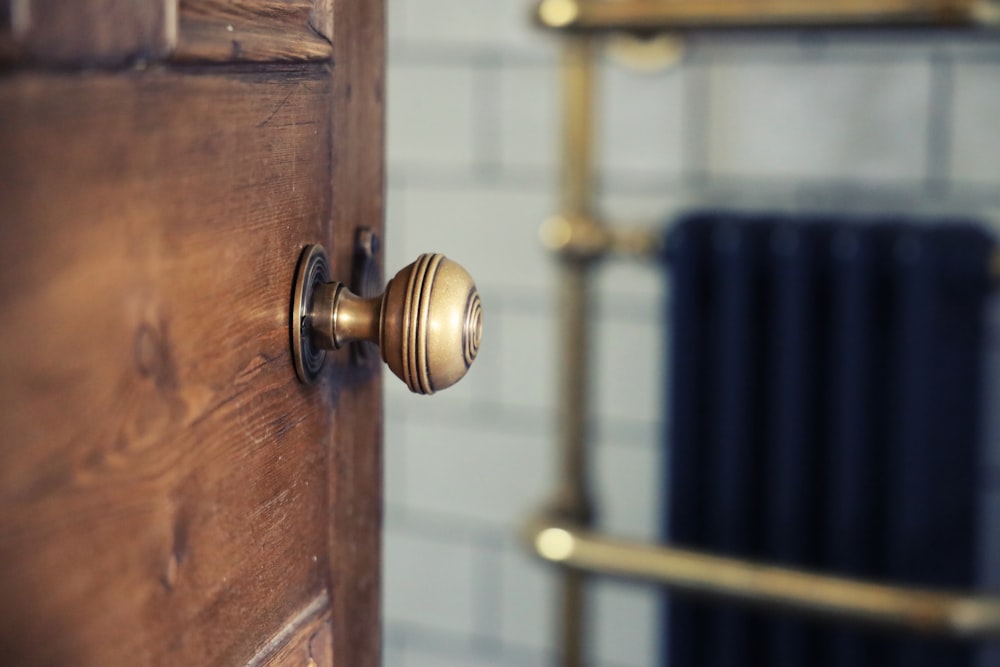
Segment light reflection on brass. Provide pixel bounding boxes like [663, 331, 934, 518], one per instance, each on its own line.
[525, 515, 1000, 637]
[291, 244, 482, 393]
[535, 0, 1000, 32]
[606, 32, 685, 72]
[539, 213, 664, 259]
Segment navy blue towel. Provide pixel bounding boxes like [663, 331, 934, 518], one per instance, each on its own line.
[660, 214, 993, 667]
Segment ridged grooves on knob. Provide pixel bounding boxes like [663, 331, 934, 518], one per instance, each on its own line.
[464, 290, 482, 367]
[401, 253, 442, 394]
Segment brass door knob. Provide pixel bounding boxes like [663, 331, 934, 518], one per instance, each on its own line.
[291, 244, 483, 394]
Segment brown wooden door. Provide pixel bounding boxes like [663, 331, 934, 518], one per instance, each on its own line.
[0, 2, 383, 665]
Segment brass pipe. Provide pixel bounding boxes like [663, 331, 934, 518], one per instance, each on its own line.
[541, 216, 1000, 282]
[526, 516, 1000, 638]
[560, 39, 596, 220]
[540, 214, 663, 260]
[536, 0, 1000, 32]
[548, 36, 598, 667]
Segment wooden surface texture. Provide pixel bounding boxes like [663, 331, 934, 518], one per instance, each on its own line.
[176, 0, 332, 63]
[1, 0, 333, 64]
[3, 0, 175, 64]
[0, 65, 361, 666]
[325, 0, 386, 664]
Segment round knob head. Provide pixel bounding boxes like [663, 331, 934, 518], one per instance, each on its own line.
[380, 253, 482, 395]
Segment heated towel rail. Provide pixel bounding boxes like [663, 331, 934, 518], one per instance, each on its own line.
[523, 4, 1000, 667]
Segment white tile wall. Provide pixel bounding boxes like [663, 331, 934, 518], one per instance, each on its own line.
[593, 435, 664, 542]
[498, 540, 558, 654]
[706, 61, 932, 185]
[589, 580, 661, 667]
[394, 184, 557, 293]
[599, 63, 686, 185]
[398, 421, 552, 528]
[383, 1, 1000, 665]
[950, 62, 1000, 189]
[499, 63, 560, 174]
[593, 316, 663, 424]
[496, 307, 557, 414]
[388, 64, 478, 171]
[384, 527, 480, 636]
[395, 0, 507, 50]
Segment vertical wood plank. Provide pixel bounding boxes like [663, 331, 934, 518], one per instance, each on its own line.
[326, 0, 386, 665]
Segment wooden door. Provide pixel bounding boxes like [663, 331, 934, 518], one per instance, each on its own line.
[0, 2, 383, 665]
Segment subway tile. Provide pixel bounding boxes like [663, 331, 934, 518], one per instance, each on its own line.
[400, 643, 549, 667]
[950, 62, 1000, 187]
[936, 34, 1000, 62]
[594, 316, 664, 424]
[388, 64, 478, 170]
[497, 540, 558, 654]
[385, 411, 408, 508]
[706, 61, 931, 184]
[599, 61, 686, 182]
[695, 31, 940, 65]
[589, 580, 660, 667]
[594, 260, 666, 316]
[400, 421, 553, 528]
[499, 64, 559, 172]
[593, 434, 664, 542]
[384, 527, 480, 636]
[383, 641, 407, 667]
[385, 182, 409, 271]
[497, 2, 559, 60]
[395, 0, 505, 50]
[387, 0, 406, 48]
[401, 646, 497, 667]
[399, 185, 557, 293]
[497, 308, 557, 414]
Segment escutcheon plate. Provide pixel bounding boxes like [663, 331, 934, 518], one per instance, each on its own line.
[291, 244, 330, 384]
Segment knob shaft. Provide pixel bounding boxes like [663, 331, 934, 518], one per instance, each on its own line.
[292, 244, 482, 394]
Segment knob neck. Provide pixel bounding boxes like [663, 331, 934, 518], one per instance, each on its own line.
[309, 282, 381, 350]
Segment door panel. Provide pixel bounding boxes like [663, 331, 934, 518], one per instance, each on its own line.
[0, 3, 384, 655]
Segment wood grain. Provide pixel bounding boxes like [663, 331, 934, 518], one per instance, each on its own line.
[176, 0, 332, 63]
[308, 0, 333, 44]
[325, 0, 386, 666]
[5, 0, 175, 64]
[0, 66, 340, 667]
[1, 0, 332, 65]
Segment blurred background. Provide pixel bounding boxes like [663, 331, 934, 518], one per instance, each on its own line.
[379, 2, 1000, 666]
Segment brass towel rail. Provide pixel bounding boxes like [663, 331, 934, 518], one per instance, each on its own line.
[536, 0, 1000, 32]
[531, 8, 1000, 667]
[525, 514, 1000, 638]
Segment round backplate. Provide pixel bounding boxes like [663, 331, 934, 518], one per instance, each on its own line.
[291, 244, 330, 384]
